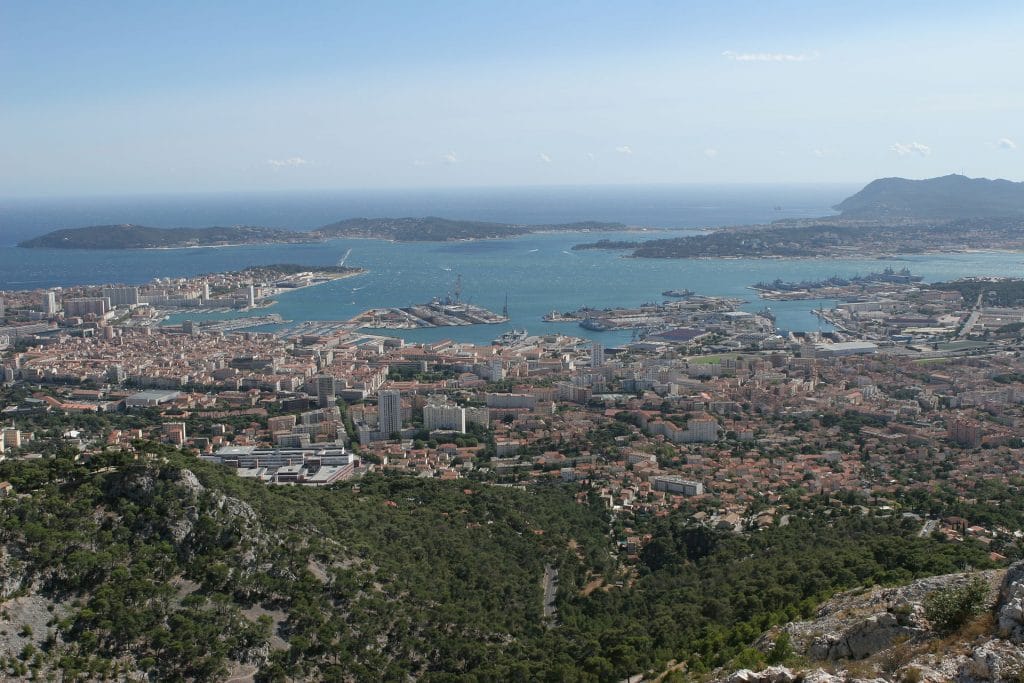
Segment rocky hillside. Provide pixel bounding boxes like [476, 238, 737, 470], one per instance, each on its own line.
[714, 562, 1024, 683]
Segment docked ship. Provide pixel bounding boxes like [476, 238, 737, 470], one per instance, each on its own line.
[661, 288, 694, 298]
[580, 317, 616, 331]
[493, 328, 529, 345]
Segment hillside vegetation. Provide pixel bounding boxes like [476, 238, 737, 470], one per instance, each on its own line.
[0, 446, 999, 681]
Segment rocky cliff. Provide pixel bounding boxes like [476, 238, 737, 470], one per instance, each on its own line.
[714, 563, 1024, 683]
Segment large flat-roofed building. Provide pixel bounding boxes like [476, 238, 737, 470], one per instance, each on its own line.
[485, 393, 537, 409]
[102, 286, 141, 307]
[124, 390, 181, 408]
[205, 445, 355, 486]
[63, 297, 111, 318]
[652, 476, 704, 496]
[812, 341, 878, 357]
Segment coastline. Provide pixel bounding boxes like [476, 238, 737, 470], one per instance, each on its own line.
[613, 246, 1024, 261]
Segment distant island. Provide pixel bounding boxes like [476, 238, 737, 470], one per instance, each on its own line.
[19, 216, 627, 250]
[17, 224, 316, 250]
[311, 216, 625, 241]
[574, 174, 1024, 259]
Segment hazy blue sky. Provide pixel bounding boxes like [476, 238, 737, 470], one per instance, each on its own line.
[3, 1, 1022, 196]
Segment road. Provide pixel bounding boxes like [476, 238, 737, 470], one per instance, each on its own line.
[542, 563, 559, 625]
[957, 292, 985, 340]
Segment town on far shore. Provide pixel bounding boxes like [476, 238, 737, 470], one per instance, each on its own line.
[3, 265, 1024, 562]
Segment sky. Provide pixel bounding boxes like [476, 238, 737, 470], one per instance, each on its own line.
[2, 0, 1023, 197]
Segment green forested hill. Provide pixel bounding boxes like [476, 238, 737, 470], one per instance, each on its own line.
[0, 449, 998, 681]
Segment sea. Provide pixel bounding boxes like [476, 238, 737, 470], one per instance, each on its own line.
[2, 184, 1023, 347]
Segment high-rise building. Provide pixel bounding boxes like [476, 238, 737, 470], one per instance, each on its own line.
[591, 341, 604, 367]
[378, 389, 402, 438]
[316, 374, 337, 407]
[0, 297, 5, 321]
[947, 416, 983, 448]
[44, 291, 58, 316]
[162, 422, 187, 446]
[247, 284, 256, 307]
[2, 428, 23, 449]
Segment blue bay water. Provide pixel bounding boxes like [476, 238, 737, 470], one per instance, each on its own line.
[2, 185, 1022, 346]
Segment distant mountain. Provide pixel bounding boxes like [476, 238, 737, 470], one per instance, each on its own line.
[834, 174, 1024, 220]
[19, 217, 627, 249]
[18, 224, 312, 249]
[311, 216, 625, 241]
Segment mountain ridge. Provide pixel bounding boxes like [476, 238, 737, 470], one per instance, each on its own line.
[834, 174, 1024, 220]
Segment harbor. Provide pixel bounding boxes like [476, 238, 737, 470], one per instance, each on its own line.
[349, 300, 509, 329]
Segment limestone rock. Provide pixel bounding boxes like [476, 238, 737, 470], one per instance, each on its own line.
[806, 611, 924, 660]
[996, 561, 1024, 643]
[958, 640, 1024, 682]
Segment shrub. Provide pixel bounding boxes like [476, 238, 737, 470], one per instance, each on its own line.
[766, 630, 793, 665]
[924, 575, 989, 632]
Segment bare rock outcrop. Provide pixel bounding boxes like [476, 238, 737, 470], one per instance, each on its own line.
[714, 562, 1024, 683]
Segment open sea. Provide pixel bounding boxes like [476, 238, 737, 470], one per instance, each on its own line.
[2, 184, 1023, 346]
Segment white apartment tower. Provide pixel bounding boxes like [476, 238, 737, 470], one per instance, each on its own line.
[423, 401, 467, 433]
[378, 389, 402, 438]
[44, 291, 58, 316]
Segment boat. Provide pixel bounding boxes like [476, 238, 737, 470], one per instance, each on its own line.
[493, 328, 529, 345]
[580, 317, 616, 331]
[661, 289, 695, 298]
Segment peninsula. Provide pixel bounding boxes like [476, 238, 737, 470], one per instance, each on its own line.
[573, 174, 1024, 258]
[18, 216, 628, 250]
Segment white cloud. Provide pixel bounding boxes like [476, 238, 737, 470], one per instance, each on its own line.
[615, 145, 633, 155]
[539, 152, 552, 164]
[267, 157, 309, 168]
[411, 159, 429, 167]
[996, 137, 1017, 151]
[586, 152, 596, 161]
[704, 148, 719, 159]
[813, 148, 828, 158]
[722, 50, 818, 62]
[442, 151, 459, 164]
[890, 142, 931, 157]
